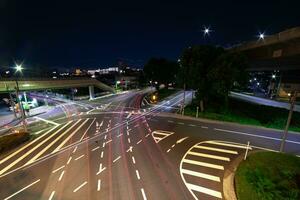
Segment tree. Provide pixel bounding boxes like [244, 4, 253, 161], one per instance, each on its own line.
[144, 58, 179, 89]
[208, 52, 249, 109]
[180, 45, 224, 111]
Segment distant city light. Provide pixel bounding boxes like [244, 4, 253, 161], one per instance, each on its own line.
[272, 74, 276, 79]
[254, 77, 257, 81]
[258, 32, 265, 40]
[5, 71, 10, 74]
[288, 93, 291, 97]
[257, 82, 260, 86]
[203, 26, 211, 36]
[249, 79, 252, 83]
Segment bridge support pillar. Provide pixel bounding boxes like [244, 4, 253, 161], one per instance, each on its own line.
[89, 85, 95, 100]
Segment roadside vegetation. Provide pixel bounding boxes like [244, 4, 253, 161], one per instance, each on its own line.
[0, 131, 30, 154]
[184, 98, 300, 132]
[235, 152, 300, 200]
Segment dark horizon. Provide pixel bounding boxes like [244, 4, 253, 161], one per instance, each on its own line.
[0, 0, 299, 69]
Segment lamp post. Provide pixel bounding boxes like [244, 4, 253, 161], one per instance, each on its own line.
[15, 64, 27, 132]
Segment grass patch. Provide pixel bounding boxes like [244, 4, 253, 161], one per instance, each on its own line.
[235, 152, 300, 200]
[185, 98, 300, 132]
[0, 132, 30, 154]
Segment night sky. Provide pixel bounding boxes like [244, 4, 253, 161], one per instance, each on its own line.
[0, 0, 299, 69]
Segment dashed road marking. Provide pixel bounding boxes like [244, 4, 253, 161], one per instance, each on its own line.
[141, 188, 147, 200]
[113, 156, 121, 163]
[137, 140, 142, 144]
[58, 170, 65, 181]
[92, 146, 100, 152]
[132, 156, 136, 164]
[52, 165, 65, 173]
[49, 191, 55, 200]
[73, 181, 87, 193]
[97, 179, 101, 191]
[135, 170, 140, 180]
[75, 154, 85, 161]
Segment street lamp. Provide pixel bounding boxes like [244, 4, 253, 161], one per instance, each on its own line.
[258, 32, 265, 40]
[203, 26, 211, 36]
[14, 63, 27, 132]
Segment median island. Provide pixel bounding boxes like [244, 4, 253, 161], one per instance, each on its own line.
[235, 152, 300, 200]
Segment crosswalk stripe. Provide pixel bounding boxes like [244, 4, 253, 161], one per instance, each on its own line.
[186, 183, 222, 199]
[194, 145, 238, 154]
[183, 159, 224, 170]
[53, 118, 90, 153]
[25, 120, 82, 165]
[187, 151, 230, 161]
[0, 123, 71, 176]
[152, 131, 170, 136]
[181, 169, 220, 182]
[205, 141, 252, 150]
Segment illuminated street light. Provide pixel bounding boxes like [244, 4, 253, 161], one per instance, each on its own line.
[258, 32, 265, 40]
[15, 64, 23, 72]
[203, 26, 211, 36]
[272, 74, 276, 79]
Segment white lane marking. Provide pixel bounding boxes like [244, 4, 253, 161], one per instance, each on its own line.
[167, 149, 171, 153]
[127, 131, 130, 136]
[152, 130, 174, 143]
[127, 113, 132, 119]
[181, 168, 220, 182]
[128, 138, 131, 143]
[214, 128, 300, 145]
[206, 141, 252, 150]
[58, 170, 65, 181]
[188, 124, 196, 127]
[127, 128, 132, 132]
[183, 159, 224, 170]
[168, 120, 174, 123]
[52, 165, 65, 173]
[188, 151, 230, 161]
[106, 140, 112, 144]
[113, 156, 121, 163]
[97, 179, 101, 191]
[75, 154, 85, 161]
[73, 146, 78, 153]
[145, 134, 150, 137]
[101, 151, 104, 158]
[117, 133, 123, 137]
[186, 183, 222, 199]
[92, 146, 100, 152]
[34, 116, 60, 126]
[132, 156, 136, 164]
[54, 118, 90, 153]
[0, 125, 57, 165]
[152, 131, 170, 136]
[48, 191, 55, 200]
[102, 142, 105, 148]
[195, 145, 238, 154]
[79, 118, 96, 141]
[67, 157, 72, 165]
[0, 122, 71, 175]
[172, 144, 175, 148]
[96, 163, 106, 175]
[135, 170, 140, 180]
[4, 179, 40, 200]
[126, 146, 133, 152]
[178, 122, 184, 125]
[73, 181, 88, 193]
[104, 135, 107, 140]
[177, 137, 188, 144]
[25, 120, 81, 165]
[137, 140, 142, 144]
[134, 124, 139, 128]
[140, 188, 147, 200]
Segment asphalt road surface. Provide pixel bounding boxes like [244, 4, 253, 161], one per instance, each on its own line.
[0, 89, 299, 200]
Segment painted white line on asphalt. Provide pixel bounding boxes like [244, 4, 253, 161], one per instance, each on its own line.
[135, 170, 140, 180]
[73, 181, 87, 193]
[188, 124, 196, 127]
[178, 122, 184, 125]
[75, 154, 85, 161]
[188, 151, 230, 161]
[167, 149, 171, 153]
[132, 156, 136, 164]
[126, 146, 133, 152]
[101, 151, 104, 158]
[58, 170, 65, 181]
[34, 116, 60, 126]
[113, 156, 121, 163]
[127, 131, 130, 136]
[4, 179, 40, 200]
[195, 145, 238, 154]
[181, 168, 220, 182]
[172, 144, 175, 148]
[104, 135, 107, 140]
[183, 159, 224, 170]
[73, 146, 78, 153]
[177, 137, 188, 144]
[186, 183, 222, 199]
[117, 133, 123, 137]
[25, 120, 81, 165]
[92, 146, 100, 152]
[127, 128, 132, 132]
[152, 131, 170, 136]
[201, 126, 208, 129]
[0, 122, 71, 175]
[127, 113, 132, 119]
[106, 140, 112, 144]
[97, 179, 101, 191]
[140, 188, 147, 200]
[168, 120, 174, 123]
[137, 140, 142, 144]
[79, 118, 96, 141]
[145, 134, 150, 137]
[134, 124, 139, 128]
[96, 163, 106, 175]
[48, 191, 55, 200]
[67, 156, 72, 165]
[128, 138, 131, 143]
[206, 141, 252, 150]
[52, 165, 65, 173]
[214, 128, 300, 145]
[102, 142, 106, 148]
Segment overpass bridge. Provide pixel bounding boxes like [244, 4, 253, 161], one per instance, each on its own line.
[0, 77, 115, 99]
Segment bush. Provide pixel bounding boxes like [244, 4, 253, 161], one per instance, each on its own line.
[0, 132, 30, 154]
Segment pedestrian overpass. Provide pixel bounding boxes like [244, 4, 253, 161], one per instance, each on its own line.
[0, 77, 115, 99]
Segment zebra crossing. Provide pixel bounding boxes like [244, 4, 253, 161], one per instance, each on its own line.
[180, 140, 252, 199]
[151, 130, 174, 143]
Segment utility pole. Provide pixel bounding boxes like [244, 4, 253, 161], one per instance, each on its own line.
[280, 91, 297, 152]
[15, 80, 27, 132]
